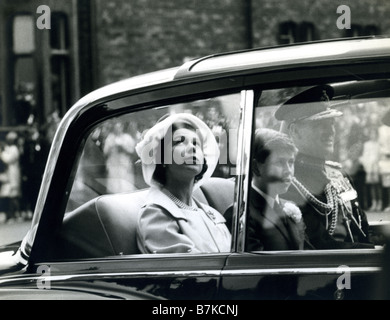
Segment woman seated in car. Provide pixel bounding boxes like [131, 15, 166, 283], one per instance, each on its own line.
[246, 128, 312, 251]
[135, 112, 231, 254]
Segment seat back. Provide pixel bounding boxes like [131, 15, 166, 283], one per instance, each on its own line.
[58, 177, 235, 259]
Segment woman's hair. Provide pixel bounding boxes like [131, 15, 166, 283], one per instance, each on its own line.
[152, 121, 208, 185]
[252, 128, 298, 164]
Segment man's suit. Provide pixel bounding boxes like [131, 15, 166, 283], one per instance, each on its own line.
[246, 188, 306, 251]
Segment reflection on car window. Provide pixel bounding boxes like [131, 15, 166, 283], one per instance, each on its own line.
[60, 93, 240, 258]
[248, 80, 390, 252]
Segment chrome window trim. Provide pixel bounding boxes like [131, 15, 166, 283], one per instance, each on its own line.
[232, 90, 254, 253]
[0, 270, 223, 285]
[221, 266, 381, 276]
[0, 266, 381, 287]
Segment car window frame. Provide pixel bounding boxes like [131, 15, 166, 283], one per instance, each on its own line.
[27, 84, 249, 263]
[239, 69, 390, 255]
[26, 58, 390, 266]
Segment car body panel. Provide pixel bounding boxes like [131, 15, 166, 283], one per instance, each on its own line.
[221, 250, 382, 299]
[0, 254, 228, 300]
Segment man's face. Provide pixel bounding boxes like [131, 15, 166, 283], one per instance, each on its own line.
[291, 118, 336, 160]
[255, 148, 295, 197]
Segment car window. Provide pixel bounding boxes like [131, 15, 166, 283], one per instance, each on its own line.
[246, 79, 390, 252]
[59, 93, 241, 259]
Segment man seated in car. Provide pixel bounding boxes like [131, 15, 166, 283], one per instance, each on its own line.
[246, 128, 312, 251]
[275, 85, 374, 249]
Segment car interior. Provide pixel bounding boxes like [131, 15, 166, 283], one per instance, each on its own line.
[55, 94, 241, 259]
[57, 177, 235, 259]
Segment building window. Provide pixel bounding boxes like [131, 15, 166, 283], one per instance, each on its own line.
[298, 22, 315, 42]
[278, 21, 297, 44]
[363, 25, 380, 36]
[11, 15, 36, 125]
[278, 21, 316, 44]
[13, 15, 35, 54]
[51, 56, 70, 117]
[50, 12, 70, 50]
[50, 12, 70, 117]
[345, 24, 380, 37]
[14, 57, 36, 124]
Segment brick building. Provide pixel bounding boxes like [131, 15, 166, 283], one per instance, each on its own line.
[93, 0, 390, 87]
[1, 0, 389, 128]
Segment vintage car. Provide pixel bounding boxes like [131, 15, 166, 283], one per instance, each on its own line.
[0, 36, 390, 300]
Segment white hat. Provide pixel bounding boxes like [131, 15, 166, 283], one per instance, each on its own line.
[135, 113, 220, 189]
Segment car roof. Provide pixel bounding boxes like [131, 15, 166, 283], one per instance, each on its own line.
[180, 36, 390, 75]
[76, 36, 390, 110]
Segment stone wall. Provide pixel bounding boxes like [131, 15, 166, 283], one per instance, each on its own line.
[92, 0, 390, 87]
[94, 0, 249, 85]
[252, 0, 390, 47]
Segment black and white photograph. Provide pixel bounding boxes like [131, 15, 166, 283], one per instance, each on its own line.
[0, 0, 390, 304]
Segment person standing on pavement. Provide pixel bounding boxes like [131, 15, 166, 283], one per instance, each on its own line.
[378, 111, 390, 212]
[0, 131, 22, 222]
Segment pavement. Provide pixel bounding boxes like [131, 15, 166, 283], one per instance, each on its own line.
[0, 213, 32, 246]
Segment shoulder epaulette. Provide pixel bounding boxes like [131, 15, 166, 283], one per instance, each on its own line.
[325, 160, 342, 169]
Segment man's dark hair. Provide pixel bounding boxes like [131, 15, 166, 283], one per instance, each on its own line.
[253, 128, 298, 164]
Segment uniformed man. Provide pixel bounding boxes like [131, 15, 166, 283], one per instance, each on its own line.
[275, 85, 374, 249]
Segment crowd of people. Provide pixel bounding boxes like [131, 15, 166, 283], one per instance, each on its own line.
[336, 102, 390, 213]
[0, 131, 22, 223]
[0, 125, 50, 224]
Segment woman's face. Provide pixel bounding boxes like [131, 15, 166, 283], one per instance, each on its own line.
[165, 127, 205, 182]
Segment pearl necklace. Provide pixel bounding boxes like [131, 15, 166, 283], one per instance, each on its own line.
[162, 189, 217, 221]
[163, 189, 198, 211]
